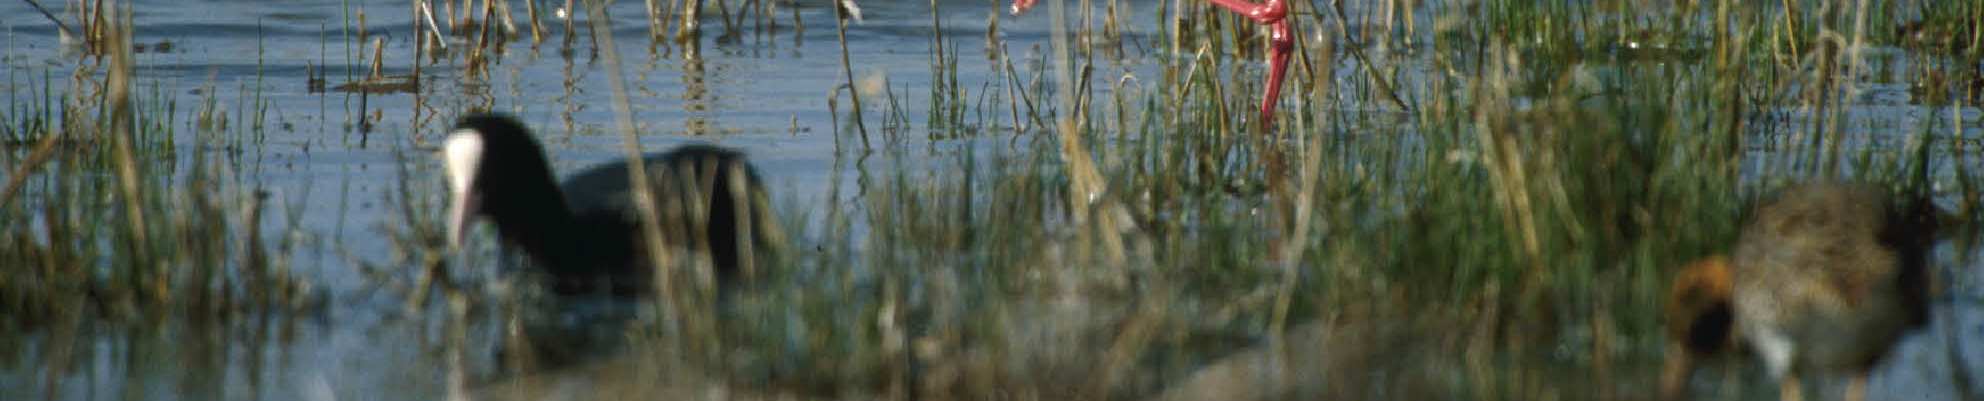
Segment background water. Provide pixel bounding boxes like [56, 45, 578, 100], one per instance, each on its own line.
[3, 0, 1984, 400]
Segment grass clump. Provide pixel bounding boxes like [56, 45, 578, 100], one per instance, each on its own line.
[1, 3, 318, 329]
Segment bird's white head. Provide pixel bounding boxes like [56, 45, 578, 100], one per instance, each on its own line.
[442, 129, 486, 248]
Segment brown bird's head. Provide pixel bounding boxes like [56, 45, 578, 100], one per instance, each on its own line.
[1883, 190, 1950, 328]
[1881, 191, 1948, 251]
[1660, 255, 1736, 400]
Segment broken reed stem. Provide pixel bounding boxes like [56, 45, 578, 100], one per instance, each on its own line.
[370, 37, 386, 78]
[418, 1, 449, 51]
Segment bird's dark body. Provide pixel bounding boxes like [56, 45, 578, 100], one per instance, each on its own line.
[450, 114, 773, 295]
[550, 145, 764, 293]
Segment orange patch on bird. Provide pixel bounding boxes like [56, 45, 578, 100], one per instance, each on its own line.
[1667, 255, 1735, 355]
[1670, 256, 1732, 308]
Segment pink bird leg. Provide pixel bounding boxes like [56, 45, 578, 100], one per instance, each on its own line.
[1011, 0, 1292, 125]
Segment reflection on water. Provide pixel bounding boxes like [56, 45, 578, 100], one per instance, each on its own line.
[681, 40, 711, 136]
[9, 312, 311, 401]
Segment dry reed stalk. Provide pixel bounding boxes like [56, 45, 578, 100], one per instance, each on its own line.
[1956, 97, 1976, 217]
[1271, 35, 1334, 338]
[105, 0, 150, 267]
[493, 0, 516, 39]
[524, 0, 543, 44]
[751, 0, 766, 38]
[562, 0, 575, 49]
[466, 0, 494, 79]
[412, 1, 424, 139]
[832, 0, 868, 148]
[1088, 300, 1161, 400]
[480, 0, 496, 46]
[579, 0, 722, 353]
[356, 6, 368, 45]
[711, 0, 736, 38]
[239, 190, 267, 304]
[21, 0, 75, 39]
[0, 134, 62, 207]
[725, 161, 755, 279]
[1324, 0, 1410, 112]
[647, 0, 667, 41]
[1713, 0, 1746, 180]
[1591, 295, 1616, 400]
[678, 156, 715, 289]
[677, 0, 700, 41]
[76, 0, 103, 53]
[582, 0, 674, 275]
[1472, 46, 1544, 279]
[418, 1, 450, 51]
[1046, 0, 1128, 266]
[1835, 0, 1874, 176]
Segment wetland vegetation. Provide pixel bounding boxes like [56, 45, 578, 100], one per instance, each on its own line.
[2, 0, 1983, 400]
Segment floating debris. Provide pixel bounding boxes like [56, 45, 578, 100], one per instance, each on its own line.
[334, 75, 418, 94]
[333, 37, 417, 94]
[306, 62, 327, 93]
[132, 40, 174, 53]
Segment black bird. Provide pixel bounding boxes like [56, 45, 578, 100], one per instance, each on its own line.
[443, 113, 780, 294]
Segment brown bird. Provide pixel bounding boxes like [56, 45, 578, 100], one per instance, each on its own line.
[1662, 182, 1941, 401]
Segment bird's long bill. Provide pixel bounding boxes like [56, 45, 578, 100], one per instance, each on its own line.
[1658, 344, 1695, 401]
[442, 130, 486, 249]
[447, 192, 479, 248]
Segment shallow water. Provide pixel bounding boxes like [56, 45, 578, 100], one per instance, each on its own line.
[5, 0, 1984, 400]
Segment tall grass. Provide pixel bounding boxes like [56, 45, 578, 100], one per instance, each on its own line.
[1, 1, 317, 327]
[718, 0, 1981, 398]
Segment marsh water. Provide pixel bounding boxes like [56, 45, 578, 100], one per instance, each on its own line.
[4, 0, 1984, 400]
